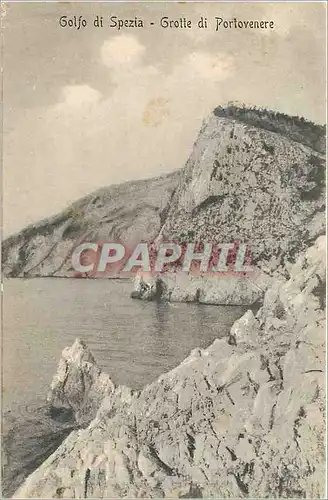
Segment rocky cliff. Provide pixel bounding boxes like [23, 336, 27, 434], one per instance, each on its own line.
[160, 109, 325, 268]
[132, 107, 326, 305]
[2, 106, 325, 282]
[2, 172, 179, 277]
[13, 235, 326, 499]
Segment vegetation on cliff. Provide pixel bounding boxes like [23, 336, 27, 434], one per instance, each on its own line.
[213, 103, 326, 154]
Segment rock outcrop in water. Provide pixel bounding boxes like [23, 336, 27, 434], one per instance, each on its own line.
[14, 235, 326, 499]
[132, 271, 271, 306]
[47, 339, 116, 426]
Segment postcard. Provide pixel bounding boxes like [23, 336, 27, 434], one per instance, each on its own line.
[1, 1, 326, 498]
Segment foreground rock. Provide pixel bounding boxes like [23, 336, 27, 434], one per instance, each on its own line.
[14, 236, 326, 498]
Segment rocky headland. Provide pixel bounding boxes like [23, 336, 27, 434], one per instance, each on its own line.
[2, 106, 326, 498]
[2, 172, 179, 278]
[3, 106, 326, 300]
[131, 107, 325, 305]
[13, 235, 326, 498]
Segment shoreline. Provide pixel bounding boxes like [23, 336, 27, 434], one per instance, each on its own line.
[10, 235, 326, 499]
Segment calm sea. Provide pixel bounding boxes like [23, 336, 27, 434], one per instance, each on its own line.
[2, 278, 247, 496]
[2, 278, 246, 413]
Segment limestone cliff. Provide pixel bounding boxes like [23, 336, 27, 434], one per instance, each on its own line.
[160, 111, 325, 269]
[14, 235, 326, 499]
[132, 108, 325, 305]
[2, 107, 325, 281]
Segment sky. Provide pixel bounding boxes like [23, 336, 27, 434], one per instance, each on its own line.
[2, 1, 327, 236]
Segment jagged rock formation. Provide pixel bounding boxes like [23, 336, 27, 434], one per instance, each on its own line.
[14, 236, 326, 499]
[2, 107, 325, 282]
[2, 172, 179, 277]
[47, 339, 116, 426]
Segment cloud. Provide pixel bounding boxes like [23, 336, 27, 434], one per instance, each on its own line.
[6, 6, 325, 237]
[3, 36, 235, 234]
[101, 35, 146, 68]
[4, 3, 326, 236]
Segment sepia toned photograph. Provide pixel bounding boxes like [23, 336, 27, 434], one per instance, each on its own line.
[1, 1, 326, 498]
